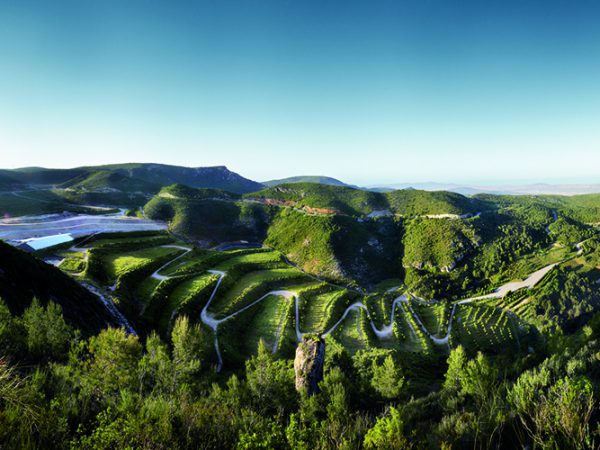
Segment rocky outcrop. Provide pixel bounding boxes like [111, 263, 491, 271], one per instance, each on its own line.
[294, 337, 325, 395]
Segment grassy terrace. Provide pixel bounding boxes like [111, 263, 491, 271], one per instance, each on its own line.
[219, 293, 292, 366]
[54, 230, 538, 368]
[101, 246, 184, 282]
[298, 287, 347, 333]
[450, 304, 521, 354]
[413, 301, 450, 338]
[207, 267, 308, 319]
[329, 308, 367, 352]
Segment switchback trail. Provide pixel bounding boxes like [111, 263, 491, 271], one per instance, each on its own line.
[65, 240, 560, 371]
[147, 246, 560, 370]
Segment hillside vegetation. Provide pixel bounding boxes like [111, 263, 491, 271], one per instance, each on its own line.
[402, 218, 478, 272]
[145, 186, 406, 285]
[145, 184, 600, 294]
[145, 185, 271, 244]
[0, 171, 22, 190]
[248, 183, 483, 216]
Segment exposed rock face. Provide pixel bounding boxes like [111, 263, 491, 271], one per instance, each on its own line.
[294, 337, 325, 395]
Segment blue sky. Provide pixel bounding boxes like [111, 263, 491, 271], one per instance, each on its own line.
[1, 0, 599, 185]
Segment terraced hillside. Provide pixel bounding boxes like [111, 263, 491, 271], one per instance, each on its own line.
[144, 183, 600, 299]
[50, 230, 586, 371]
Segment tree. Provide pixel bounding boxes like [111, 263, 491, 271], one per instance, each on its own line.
[138, 332, 172, 395]
[285, 393, 321, 450]
[245, 339, 295, 416]
[0, 360, 40, 447]
[509, 372, 597, 449]
[371, 355, 405, 399]
[318, 367, 361, 449]
[0, 298, 24, 358]
[171, 316, 203, 390]
[460, 352, 498, 399]
[443, 345, 467, 392]
[22, 299, 73, 360]
[86, 327, 142, 399]
[364, 406, 412, 449]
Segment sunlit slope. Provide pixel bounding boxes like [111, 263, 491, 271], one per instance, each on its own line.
[145, 185, 404, 285]
[247, 183, 484, 216]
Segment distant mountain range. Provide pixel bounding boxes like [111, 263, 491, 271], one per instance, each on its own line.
[1, 163, 263, 194]
[3, 164, 600, 198]
[262, 175, 600, 196]
[367, 182, 600, 196]
[263, 176, 600, 196]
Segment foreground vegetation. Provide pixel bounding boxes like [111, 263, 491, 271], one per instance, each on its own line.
[0, 298, 598, 449]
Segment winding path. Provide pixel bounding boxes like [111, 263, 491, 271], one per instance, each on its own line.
[150, 245, 192, 281]
[147, 245, 560, 370]
[63, 238, 562, 370]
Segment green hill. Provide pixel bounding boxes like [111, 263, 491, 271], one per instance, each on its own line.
[83, 163, 264, 194]
[56, 171, 164, 207]
[247, 183, 482, 216]
[0, 164, 265, 215]
[402, 218, 478, 272]
[5, 164, 263, 194]
[475, 192, 600, 223]
[0, 171, 22, 190]
[61, 170, 162, 193]
[146, 185, 402, 285]
[265, 208, 403, 285]
[144, 185, 269, 243]
[263, 175, 355, 188]
[9, 167, 88, 185]
[386, 189, 482, 216]
[247, 183, 386, 215]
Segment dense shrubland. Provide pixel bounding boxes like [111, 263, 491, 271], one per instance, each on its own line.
[0, 296, 598, 449]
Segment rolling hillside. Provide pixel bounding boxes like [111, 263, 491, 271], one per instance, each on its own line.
[0, 171, 22, 190]
[144, 184, 490, 287]
[0, 164, 266, 215]
[60, 170, 163, 193]
[4, 163, 263, 194]
[247, 183, 484, 217]
[263, 175, 356, 188]
[82, 163, 264, 193]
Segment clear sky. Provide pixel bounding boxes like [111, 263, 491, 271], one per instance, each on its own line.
[1, 0, 600, 185]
